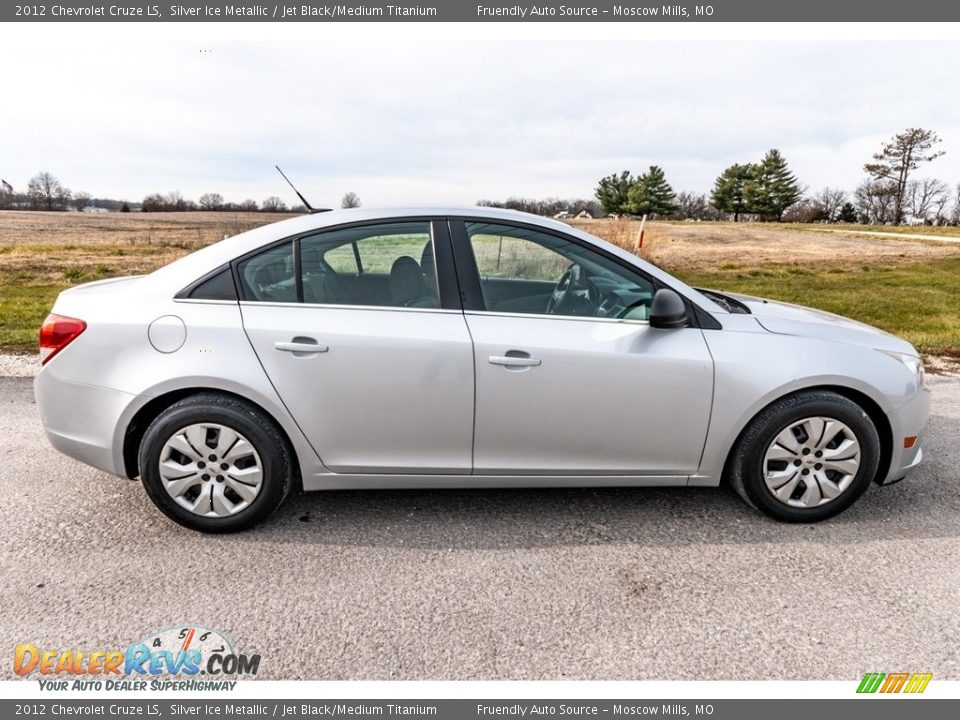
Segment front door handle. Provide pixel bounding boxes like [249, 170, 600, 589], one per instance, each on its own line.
[275, 339, 329, 354]
[489, 354, 541, 368]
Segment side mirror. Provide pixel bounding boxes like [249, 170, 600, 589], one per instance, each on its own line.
[649, 288, 690, 329]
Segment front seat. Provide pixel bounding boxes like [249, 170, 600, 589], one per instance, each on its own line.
[390, 256, 438, 308]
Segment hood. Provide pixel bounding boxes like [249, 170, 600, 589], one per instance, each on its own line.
[724, 291, 918, 355]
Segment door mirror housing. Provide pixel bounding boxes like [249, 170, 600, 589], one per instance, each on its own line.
[649, 288, 690, 329]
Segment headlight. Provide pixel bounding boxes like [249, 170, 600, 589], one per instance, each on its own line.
[878, 350, 927, 389]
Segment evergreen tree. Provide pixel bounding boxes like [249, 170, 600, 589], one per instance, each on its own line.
[710, 163, 753, 221]
[594, 171, 635, 215]
[626, 165, 678, 217]
[837, 202, 857, 224]
[744, 149, 803, 221]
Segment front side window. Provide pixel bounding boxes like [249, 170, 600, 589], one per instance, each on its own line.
[466, 222, 655, 320]
[237, 222, 439, 310]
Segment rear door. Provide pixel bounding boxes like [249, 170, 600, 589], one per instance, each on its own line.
[238, 219, 475, 475]
[451, 219, 714, 476]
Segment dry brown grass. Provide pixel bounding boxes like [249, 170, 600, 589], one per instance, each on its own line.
[0, 210, 296, 248]
[0, 210, 296, 283]
[568, 218, 960, 272]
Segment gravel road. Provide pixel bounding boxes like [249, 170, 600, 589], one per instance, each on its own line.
[1, 375, 958, 680]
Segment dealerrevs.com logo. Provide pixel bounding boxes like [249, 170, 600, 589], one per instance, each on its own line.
[14, 625, 260, 691]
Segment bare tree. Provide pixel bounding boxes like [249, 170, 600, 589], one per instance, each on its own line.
[906, 178, 950, 224]
[673, 191, 720, 220]
[906, 178, 950, 225]
[782, 199, 825, 223]
[164, 190, 187, 211]
[864, 128, 945, 225]
[73, 191, 92, 212]
[239, 199, 259, 212]
[198, 192, 224, 211]
[141, 193, 165, 212]
[812, 187, 847, 222]
[262, 196, 287, 212]
[854, 179, 899, 224]
[952, 183, 960, 226]
[341, 192, 361, 209]
[27, 171, 66, 210]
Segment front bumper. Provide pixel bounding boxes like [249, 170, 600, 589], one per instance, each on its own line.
[34, 368, 136, 477]
[881, 387, 931, 484]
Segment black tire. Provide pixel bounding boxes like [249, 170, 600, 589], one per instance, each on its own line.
[138, 393, 294, 532]
[728, 390, 881, 523]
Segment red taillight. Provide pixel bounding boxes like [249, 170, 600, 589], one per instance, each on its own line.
[39, 313, 87, 365]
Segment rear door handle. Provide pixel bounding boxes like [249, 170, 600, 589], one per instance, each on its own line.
[489, 354, 541, 367]
[275, 340, 329, 354]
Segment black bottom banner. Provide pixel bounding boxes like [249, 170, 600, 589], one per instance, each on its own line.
[4, 699, 958, 720]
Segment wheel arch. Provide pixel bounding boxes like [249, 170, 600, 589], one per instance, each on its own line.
[121, 387, 303, 486]
[721, 384, 893, 487]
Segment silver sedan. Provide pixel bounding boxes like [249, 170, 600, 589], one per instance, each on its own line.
[34, 208, 930, 531]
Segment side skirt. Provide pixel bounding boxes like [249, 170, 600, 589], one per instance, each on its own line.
[302, 474, 691, 491]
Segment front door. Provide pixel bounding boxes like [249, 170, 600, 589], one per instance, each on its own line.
[454, 220, 714, 476]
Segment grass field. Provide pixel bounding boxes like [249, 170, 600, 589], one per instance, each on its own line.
[2, 211, 960, 363]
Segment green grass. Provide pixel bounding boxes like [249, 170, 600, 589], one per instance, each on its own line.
[671, 257, 960, 355]
[0, 282, 62, 351]
[0, 267, 120, 352]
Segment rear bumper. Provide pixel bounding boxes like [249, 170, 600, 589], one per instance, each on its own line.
[881, 387, 931, 484]
[34, 368, 136, 477]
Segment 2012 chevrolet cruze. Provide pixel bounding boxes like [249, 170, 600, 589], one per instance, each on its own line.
[34, 208, 930, 532]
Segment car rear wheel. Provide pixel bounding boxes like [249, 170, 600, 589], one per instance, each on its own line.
[139, 394, 293, 532]
[728, 390, 880, 522]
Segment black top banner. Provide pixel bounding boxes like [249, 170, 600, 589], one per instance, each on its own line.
[5, 0, 960, 22]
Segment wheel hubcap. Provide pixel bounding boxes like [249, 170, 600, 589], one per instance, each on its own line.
[158, 423, 263, 517]
[762, 416, 861, 508]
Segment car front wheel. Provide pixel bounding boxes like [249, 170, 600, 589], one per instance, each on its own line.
[728, 390, 881, 522]
[138, 393, 293, 532]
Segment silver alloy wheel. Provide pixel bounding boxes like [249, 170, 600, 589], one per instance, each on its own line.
[158, 423, 263, 517]
[762, 416, 862, 508]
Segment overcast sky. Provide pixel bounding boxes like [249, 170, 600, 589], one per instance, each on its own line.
[3, 36, 959, 206]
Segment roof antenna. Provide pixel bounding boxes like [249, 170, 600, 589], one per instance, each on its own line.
[275, 165, 331, 213]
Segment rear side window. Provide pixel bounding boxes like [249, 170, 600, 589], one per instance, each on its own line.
[237, 241, 296, 303]
[186, 267, 237, 300]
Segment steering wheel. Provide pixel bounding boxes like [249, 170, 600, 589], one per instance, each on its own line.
[546, 263, 598, 315]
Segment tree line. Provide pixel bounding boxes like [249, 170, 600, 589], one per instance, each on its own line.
[0, 174, 366, 214]
[4, 128, 955, 225]
[590, 128, 957, 226]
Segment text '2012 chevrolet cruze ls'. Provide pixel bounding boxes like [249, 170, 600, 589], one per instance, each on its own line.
[34, 208, 930, 532]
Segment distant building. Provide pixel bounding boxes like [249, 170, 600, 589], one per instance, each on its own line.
[82, 206, 109, 213]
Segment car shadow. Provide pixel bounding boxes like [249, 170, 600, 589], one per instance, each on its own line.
[239, 411, 960, 551]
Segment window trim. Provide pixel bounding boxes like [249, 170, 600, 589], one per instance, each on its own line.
[228, 216, 462, 311]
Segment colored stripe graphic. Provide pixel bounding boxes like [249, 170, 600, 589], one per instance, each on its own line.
[857, 673, 885, 693]
[881, 672, 910, 693]
[904, 673, 933, 694]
